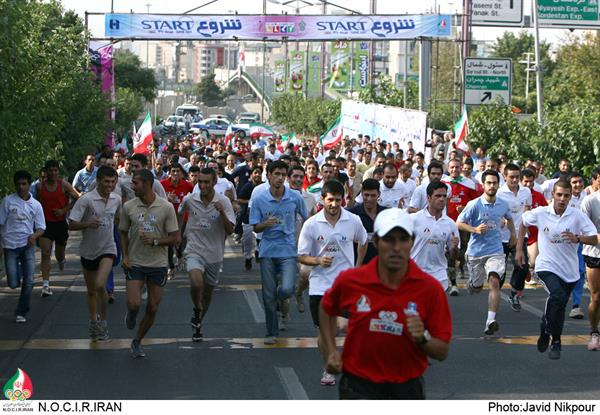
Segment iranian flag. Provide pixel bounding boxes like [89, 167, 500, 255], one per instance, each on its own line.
[133, 112, 153, 154]
[454, 106, 469, 152]
[281, 132, 299, 148]
[249, 122, 275, 140]
[320, 116, 343, 150]
[224, 124, 234, 147]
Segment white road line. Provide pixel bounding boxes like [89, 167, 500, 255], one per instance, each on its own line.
[501, 293, 544, 318]
[275, 367, 309, 400]
[243, 290, 265, 323]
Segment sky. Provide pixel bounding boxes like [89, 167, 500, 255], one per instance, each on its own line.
[64, 0, 577, 48]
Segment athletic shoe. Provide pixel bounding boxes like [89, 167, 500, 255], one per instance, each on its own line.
[167, 269, 175, 281]
[484, 320, 499, 335]
[130, 340, 146, 358]
[125, 309, 138, 330]
[548, 341, 561, 360]
[96, 321, 110, 341]
[296, 293, 305, 313]
[508, 292, 522, 312]
[569, 307, 584, 319]
[587, 332, 600, 351]
[141, 286, 148, 301]
[88, 320, 99, 341]
[279, 312, 288, 331]
[264, 336, 278, 345]
[448, 285, 459, 296]
[58, 259, 66, 271]
[320, 371, 336, 386]
[107, 292, 115, 304]
[15, 315, 26, 323]
[537, 323, 550, 353]
[244, 258, 252, 271]
[41, 286, 53, 297]
[191, 309, 202, 342]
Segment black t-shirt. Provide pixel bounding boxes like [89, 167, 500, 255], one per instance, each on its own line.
[347, 203, 387, 264]
[238, 181, 258, 224]
[232, 164, 252, 192]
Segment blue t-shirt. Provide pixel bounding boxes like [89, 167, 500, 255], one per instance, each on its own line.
[457, 195, 512, 257]
[250, 186, 307, 258]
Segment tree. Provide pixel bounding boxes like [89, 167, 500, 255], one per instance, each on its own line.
[195, 74, 223, 106]
[489, 31, 555, 112]
[271, 95, 340, 136]
[0, 0, 110, 194]
[114, 49, 157, 101]
[546, 32, 600, 107]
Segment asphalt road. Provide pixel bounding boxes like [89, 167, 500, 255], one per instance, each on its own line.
[1, 235, 598, 400]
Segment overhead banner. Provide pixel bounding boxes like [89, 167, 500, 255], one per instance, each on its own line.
[288, 51, 305, 94]
[353, 41, 370, 91]
[329, 41, 351, 91]
[340, 99, 428, 152]
[307, 51, 321, 97]
[105, 14, 451, 40]
[273, 60, 287, 95]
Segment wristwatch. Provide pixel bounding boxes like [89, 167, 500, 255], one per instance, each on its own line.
[153, 239, 159, 246]
[419, 330, 432, 345]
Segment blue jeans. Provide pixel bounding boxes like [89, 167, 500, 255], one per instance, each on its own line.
[259, 257, 297, 337]
[571, 245, 586, 307]
[4, 246, 36, 317]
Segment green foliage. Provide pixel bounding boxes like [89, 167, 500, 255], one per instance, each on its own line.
[468, 100, 600, 177]
[546, 32, 600, 107]
[358, 76, 418, 109]
[489, 31, 555, 112]
[114, 88, 144, 137]
[271, 94, 340, 136]
[0, 0, 110, 195]
[195, 74, 224, 106]
[114, 49, 157, 101]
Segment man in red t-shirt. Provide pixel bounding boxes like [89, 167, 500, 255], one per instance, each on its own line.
[161, 163, 193, 279]
[319, 208, 451, 399]
[442, 158, 479, 295]
[521, 168, 547, 282]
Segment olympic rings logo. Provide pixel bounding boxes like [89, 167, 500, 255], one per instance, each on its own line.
[4, 388, 32, 401]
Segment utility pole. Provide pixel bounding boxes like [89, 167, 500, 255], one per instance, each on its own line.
[532, 0, 544, 125]
[519, 52, 535, 109]
[320, 1, 326, 98]
[261, 0, 267, 122]
[145, 3, 151, 69]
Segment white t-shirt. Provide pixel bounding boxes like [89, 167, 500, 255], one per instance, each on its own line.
[379, 180, 408, 209]
[192, 177, 236, 200]
[410, 209, 459, 285]
[0, 193, 45, 250]
[581, 192, 600, 259]
[409, 181, 451, 212]
[497, 184, 532, 243]
[522, 205, 597, 283]
[541, 178, 559, 201]
[298, 209, 368, 296]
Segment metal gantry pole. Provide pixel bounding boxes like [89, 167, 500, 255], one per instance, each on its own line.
[532, 0, 544, 125]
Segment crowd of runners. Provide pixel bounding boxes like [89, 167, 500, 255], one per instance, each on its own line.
[2, 129, 600, 399]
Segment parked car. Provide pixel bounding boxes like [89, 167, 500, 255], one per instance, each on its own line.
[163, 115, 185, 130]
[238, 112, 260, 122]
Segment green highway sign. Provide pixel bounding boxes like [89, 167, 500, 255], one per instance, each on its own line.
[538, 0, 600, 29]
[464, 58, 512, 105]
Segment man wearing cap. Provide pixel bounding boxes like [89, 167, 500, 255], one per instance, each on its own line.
[319, 208, 451, 399]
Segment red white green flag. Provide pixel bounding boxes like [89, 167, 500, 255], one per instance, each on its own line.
[224, 124, 234, 147]
[320, 116, 343, 150]
[454, 105, 469, 152]
[133, 112, 153, 155]
[249, 122, 275, 140]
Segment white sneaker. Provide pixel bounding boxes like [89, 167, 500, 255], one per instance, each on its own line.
[15, 315, 26, 323]
[448, 285, 459, 296]
[141, 286, 148, 301]
[569, 307, 584, 319]
[587, 333, 600, 351]
[41, 286, 53, 297]
[264, 336, 278, 345]
[320, 371, 336, 386]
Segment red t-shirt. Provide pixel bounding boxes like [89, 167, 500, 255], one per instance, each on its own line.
[321, 258, 452, 384]
[160, 178, 193, 213]
[527, 189, 548, 245]
[442, 177, 479, 221]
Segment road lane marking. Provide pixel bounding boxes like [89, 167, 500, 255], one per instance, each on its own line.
[275, 367, 309, 400]
[243, 290, 266, 323]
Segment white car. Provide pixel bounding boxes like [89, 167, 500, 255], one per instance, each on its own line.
[164, 115, 186, 130]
